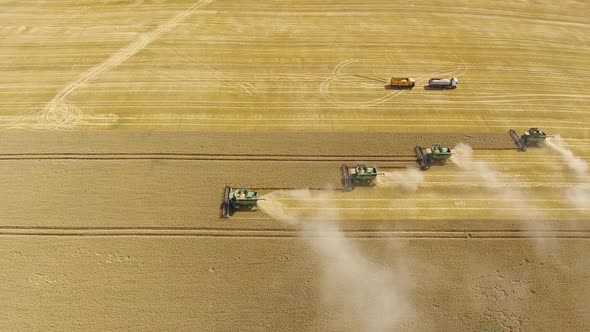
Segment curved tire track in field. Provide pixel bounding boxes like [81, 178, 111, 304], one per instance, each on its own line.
[320, 53, 468, 107]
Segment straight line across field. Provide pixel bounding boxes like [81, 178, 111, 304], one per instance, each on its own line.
[1, 226, 588, 239]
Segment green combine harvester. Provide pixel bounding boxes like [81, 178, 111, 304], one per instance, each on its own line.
[341, 164, 384, 191]
[221, 186, 264, 218]
[509, 128, 553, 151]
[416, 144, 453, 170]
[521, 128, 553, 147]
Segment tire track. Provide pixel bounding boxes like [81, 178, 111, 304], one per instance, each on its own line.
[29, 0, 215, 130]
[0, 153, 419, 162]
[282, 207, 590, 211]
[161, 43, 258, 95]
[0, 226, 588, 239]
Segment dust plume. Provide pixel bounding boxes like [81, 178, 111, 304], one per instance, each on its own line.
[451, 143, 545, 222]
[377, 168, 425, 192]
[566, 185, 590, 210]
[259, 190, 409, 331]
[452, 144, 511, 192]
[546, 137, 588, 176]
[451, 142, 564, 295]
[546, 137, 590, 210]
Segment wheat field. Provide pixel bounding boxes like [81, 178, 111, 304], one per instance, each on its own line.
[1, 1, 589, 330]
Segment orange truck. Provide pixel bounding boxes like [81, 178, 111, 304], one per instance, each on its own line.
[389, 77, 415, 89]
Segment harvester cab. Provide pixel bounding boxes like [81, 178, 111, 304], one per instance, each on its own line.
[416, 144, 453, 170]
[341, 164, 384, 191]
[521, 128, 553, 147]
[221, 186, 264, 218]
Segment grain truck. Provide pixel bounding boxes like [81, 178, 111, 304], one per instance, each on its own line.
[388, 77, 415, 89]
[427, 77, 458, 89]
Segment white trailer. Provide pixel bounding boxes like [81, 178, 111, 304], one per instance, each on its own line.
[427, 77, 458, 89]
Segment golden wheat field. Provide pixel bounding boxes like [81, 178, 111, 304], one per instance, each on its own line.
[1, 0, 589, 331]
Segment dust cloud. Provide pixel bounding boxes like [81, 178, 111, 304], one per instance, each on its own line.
[377, 168, 425, 192]
[566, 185, 590, 210]
[546, 137, 588, 175]
[451, 143, 546, 222]
[546, 137, 590, 210]
[258, 190, 409, 332]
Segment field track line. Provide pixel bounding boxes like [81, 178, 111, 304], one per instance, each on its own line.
[0, 226, 589, 239]
[274, 198, 581, 202]
[161, 43, 257, 95]
[0, 153, 418, 157]
[47, 0, 214, 106]
[283, 207, 590, 211]
[255, 182, 588, 189]
[2, 157, 585, 169]
[0, 153, 419, 162]
[82, 123, 590, 131]
[0, 147, 528, 162]
[31, 0, 215, 129]
[43, 116, 590, 123]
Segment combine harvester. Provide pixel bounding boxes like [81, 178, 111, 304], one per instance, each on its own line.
[341, 164, 384, 191]
[509, 128, 553, 151]
[427, 77, 458, 89]
[221, 186, 264, 218]
[416, 144, 453, 170]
